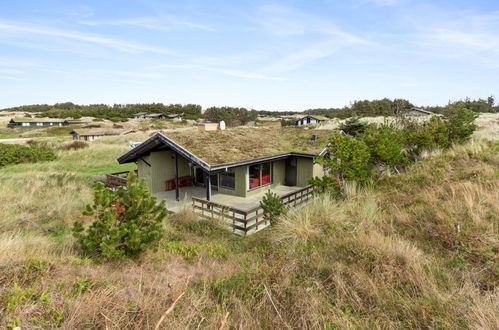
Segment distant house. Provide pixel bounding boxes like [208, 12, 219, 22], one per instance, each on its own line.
[403, 108, 437, 117]
[165, 113, 184, 121]
[116, 127, 330, 235]
[134, 112, 150, 119]
[144, 113, 168, 119]
[70, 129, 134, 141]
[295, 115, 329, 126]
[8, 118, 69, 128]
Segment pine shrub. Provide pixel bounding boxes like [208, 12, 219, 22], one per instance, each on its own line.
[72, 172, 167, 259]
[260, 190, 286, 224]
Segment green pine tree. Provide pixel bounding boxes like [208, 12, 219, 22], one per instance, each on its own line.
[72, 172, 167, 259]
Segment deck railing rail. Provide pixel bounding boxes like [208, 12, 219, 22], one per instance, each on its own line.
[192, 185, 316, 236]
[104, 170, 137, 189]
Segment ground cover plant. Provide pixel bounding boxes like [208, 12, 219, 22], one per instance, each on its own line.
[0, 143, 56, 167]
[0, 115, 497, 328]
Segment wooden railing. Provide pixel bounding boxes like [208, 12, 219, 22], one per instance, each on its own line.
[104, 170, 137, 189]
[191, 185, 316, 236]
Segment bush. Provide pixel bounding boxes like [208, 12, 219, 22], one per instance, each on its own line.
[339, 117, 368, 136]
[361, 123, 408, 167]
[316, 132, 371, 182]
[445, 102, 479, 144]
[60, 141, 89, 151]
[72, 172, 167, 259]
[0, 143, 56, 167]
[260, 190, 286, 224]
[405, 116, 450, 154]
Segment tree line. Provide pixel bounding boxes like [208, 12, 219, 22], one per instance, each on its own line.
[0, 102, 203, 121]
[1, 96, 496, 123]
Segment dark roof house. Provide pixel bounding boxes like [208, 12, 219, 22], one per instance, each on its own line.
[8, 118, 69, 128]
[295, 115, 329, 126]
[117, 127, 332, 235]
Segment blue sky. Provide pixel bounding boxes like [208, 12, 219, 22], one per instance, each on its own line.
[0, 0, 498, 110]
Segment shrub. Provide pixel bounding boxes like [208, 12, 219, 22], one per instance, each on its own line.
[316, 132, 371, 182]
[0, 143, 56, 167]
[361, 123, 408, 167]
[60, 141, 89, 151]
[339, 117, 368, 136]
[72, 172, 167, 259]
[405, 116, 450, 155]
[445, 102, 479, 144]
[309, 175, 342, 197]
[260, 190, 286, 224]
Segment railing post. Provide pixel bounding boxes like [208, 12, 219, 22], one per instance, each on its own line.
[255, 209, 259, 231]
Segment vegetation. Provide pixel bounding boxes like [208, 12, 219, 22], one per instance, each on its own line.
[59, 140, 89, 151]
[0, 115, 497, 328]
[315, 132, 372, 182]
[260, 190, 286, 224]
[361, 122, 408, 168]
[203, 106, 258, 127]
[338, 116, 368, 136]
[445, 102, 480, 144]
[72, 172, 167, 259]
[0, 143, 56, 167]
[165, 127, 331, 164]
[314, 104, 480, 192]
[1, 102, 203, 120]
[304, 97, 497, 119]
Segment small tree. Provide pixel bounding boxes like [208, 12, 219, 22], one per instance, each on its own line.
[339, 117, 368, 136]
[260, 190, 286, 224]
[316, 132, 371, 182]
[361, 123, 408, 168]
[405, 116, 450, 155]
[72, 172, 167, 259]
[445, 102, 479, 144]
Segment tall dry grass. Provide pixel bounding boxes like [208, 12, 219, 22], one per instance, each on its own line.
[0, 115, 497, 329]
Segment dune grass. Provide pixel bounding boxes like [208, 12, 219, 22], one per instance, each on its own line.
[0, 117, 497, 328]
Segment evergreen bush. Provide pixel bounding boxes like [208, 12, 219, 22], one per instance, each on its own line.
[72, 172, 167, 259]
[260, 190, 286, 224]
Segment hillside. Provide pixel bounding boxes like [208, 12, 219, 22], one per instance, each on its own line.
[0, 115, 497, 328]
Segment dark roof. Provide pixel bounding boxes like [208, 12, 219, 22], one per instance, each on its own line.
[297, 115, 329, 121]
[406, 108, 437, 115]
[10, 118, 67, 123]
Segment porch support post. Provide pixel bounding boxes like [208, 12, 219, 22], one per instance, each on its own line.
[205, 172, 211, 201]
[174, 152, 180, 201]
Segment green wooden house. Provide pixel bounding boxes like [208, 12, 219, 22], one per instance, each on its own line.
[117, 127, 332, 235]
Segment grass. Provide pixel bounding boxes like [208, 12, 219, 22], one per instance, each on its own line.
[0, 115, 497, 328]
[166, 126, 332, 164]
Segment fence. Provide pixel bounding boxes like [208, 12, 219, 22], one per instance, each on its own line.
[192, 185, 315, 236]
[104, 171, 136, 189]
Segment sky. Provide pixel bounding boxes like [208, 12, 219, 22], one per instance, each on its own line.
[0, 0, 498, 110]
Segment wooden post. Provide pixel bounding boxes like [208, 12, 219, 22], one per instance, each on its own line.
[174, 152, 180, 201]
[205, 172, 211, 201]
[256, 209, 259, 231]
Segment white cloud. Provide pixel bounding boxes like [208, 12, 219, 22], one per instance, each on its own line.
[356, 0, 401, 6]
[254, 5, 374, 72]
[155, 63, 285, 81]
[0, 21, 177, 55]
[79, 16, 215, 32]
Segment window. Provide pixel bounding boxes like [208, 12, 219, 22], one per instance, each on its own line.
[248, 162, 272, 190]
[220, 170, 235, 189]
